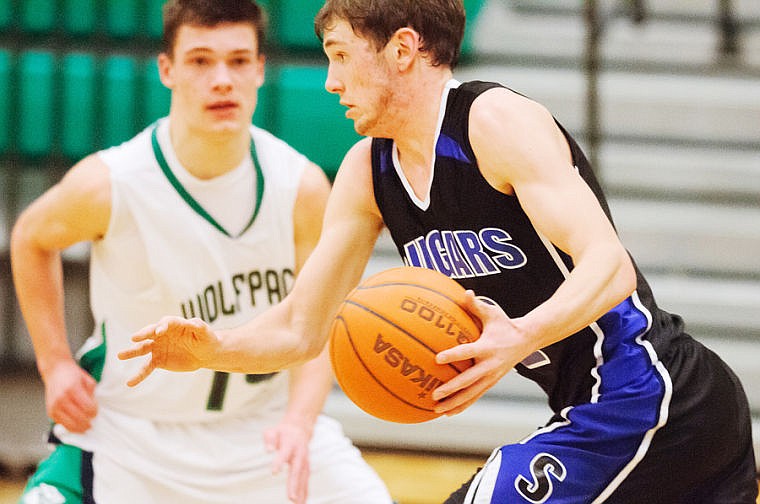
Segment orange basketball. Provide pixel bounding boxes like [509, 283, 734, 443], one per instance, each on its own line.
[329, 266, 481, 424]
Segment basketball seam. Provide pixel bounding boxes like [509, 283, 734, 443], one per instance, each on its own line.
[334, 314, 438, 417]
[357, 281, 481, 331]
[342, 298, 469, 374]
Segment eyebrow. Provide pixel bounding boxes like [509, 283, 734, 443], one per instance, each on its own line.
[322, 38, 342, 50]
[183, 47, 256, 55]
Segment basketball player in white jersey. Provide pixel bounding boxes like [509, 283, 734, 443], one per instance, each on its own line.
[10, 1, 392, 503]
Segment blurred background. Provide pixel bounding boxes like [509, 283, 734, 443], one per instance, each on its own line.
[0, 0, 759, 502]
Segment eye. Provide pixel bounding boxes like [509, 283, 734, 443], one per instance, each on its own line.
[189, 56, 209, 66]
[230, 57, 251, 66]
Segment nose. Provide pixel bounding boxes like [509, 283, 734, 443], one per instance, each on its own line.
[212, 62, 233, 92]
[324, 65, 343, 95]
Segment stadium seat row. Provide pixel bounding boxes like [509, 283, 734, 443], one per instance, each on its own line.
[3, 0, 164, 39]
[2, 0, 324, 47]
[0, 49, 357, 178]
[3, 0, 484, 54]
[0, 50, 170, 160]
[1, 0, 485, 177]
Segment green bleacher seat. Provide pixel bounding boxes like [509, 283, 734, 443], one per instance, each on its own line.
[61, 53, 97, 160]
[268, 0, 322, 51]
[106, 0, 141, 38]
[271, 66, 360, 179]
[21, 0, 57, 34]
[0, 51, 10, 155]
[146, 0, 165, 40]
[0, 0, 12, 32]
[63, 0, 97, 37]
[142, 58, 170, 124]
[102, 55, 138, 148]
[19, 51, 56, 157]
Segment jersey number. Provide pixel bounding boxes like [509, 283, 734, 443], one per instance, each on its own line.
[206, 371, 277, 411]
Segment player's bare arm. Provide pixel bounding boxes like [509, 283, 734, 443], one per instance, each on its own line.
[10, 156, 111, 431]
[477, 88, 635, 339]
[119, 138, 385, 382]
[434, 88, 636, 412]
[271, 345, 333, 504]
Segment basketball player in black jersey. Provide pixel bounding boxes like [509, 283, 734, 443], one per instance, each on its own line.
[120, 0, 757, 502]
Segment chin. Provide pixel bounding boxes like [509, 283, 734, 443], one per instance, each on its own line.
[205, 120, 248, 135]
[353, 118, 376, 137]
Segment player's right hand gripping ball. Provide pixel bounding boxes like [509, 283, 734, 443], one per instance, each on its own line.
[329, 266, 481, 423]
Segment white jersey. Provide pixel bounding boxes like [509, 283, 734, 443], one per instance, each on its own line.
[73, 118, 306, 424]
[40, 119, 393, 504]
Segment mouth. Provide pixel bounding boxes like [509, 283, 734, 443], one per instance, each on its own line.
[341, 102, 356, 119]
[206, 101, 239, 113]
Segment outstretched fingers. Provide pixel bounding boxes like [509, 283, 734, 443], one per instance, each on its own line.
[117, 322, 162, 387]
[117, 338, 155, 361]
[125, 358, 157, 388]
[131, 322, 161, 342]
[117, 316, 182, 362]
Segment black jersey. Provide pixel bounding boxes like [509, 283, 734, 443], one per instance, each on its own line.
[371, 80, 683, 413]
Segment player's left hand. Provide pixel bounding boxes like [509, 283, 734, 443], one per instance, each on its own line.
[264, 419, 311, 504]
[432, 290, 533, 415]
[117, 316, 220, 387]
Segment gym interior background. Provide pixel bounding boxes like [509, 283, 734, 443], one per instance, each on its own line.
[0, 0, 759, 498]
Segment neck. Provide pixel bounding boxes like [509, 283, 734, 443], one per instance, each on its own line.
[168, 118, 250, 180]
[393, 69, 453, 176]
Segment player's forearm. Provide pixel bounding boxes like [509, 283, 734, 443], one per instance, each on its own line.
[10, 233, 73, 377]
[205, 220, 376, 373]
[516, 241, 636, 352]
[209, 298, 326, 374]
[284, 350, 334, 431]
[210, 251, 367, 373]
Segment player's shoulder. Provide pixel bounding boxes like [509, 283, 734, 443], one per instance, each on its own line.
[250, 124, 313, 177]
[469, 84, 549, 123]
[329, 137, 372, 182]
[34, 153, 113, 233]
[97, 121, 159, 175]
[329, 138, 374, 196]
[468, 85, 555, 152]
[62, 153, 111, 193]
[345, 137, 373, 162]
[249, 124, 306, 160]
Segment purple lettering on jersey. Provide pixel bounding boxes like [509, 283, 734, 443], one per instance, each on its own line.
[402, 227, 526, 278]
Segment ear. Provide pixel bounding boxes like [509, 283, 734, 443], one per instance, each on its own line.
[388, 27, 420, 71]
[157, 53, 174, 89]
[254, 54, 266, 88]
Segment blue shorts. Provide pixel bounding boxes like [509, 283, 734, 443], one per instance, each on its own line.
[445, 336, 757, 503]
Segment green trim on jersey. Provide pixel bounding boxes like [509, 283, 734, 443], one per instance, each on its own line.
[21, 444, 88, 504]
[150, 125, 265, 238]
[79, 322, 107, 382]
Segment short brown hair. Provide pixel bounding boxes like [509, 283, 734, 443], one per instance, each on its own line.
[162, 0, 267, 57]
[314, 0, 465, 68]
